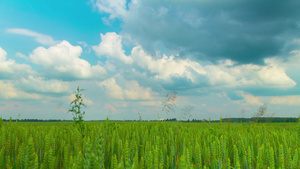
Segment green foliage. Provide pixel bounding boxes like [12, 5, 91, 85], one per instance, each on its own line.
[298, 117, 300, 148]
[68, 87, 86, 136]
[0, 121, 299, 168]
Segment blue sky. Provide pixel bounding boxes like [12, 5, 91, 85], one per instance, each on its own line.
[1, 0, 300, 120]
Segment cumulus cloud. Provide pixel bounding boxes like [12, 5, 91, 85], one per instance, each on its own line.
[284, 49, 300, 81]
[0, 47, 72, 99]
[0, 47, 7, 61]
[98, 77, 154, 100]
[98, 78, 124, 99]
[93, 0, 300, 63]
[131, 46, 206, 81]
[236, 91, 263, 105]
[0, 80, 41, 100]
[0, 47, 34, 80]
[93, 32, 133, 64]
[123, 80, 153, 100]
[204, 60, 296, 88]
[233, 92, 300, 106]
[19, 76, 71, 95]
[93, 33, 296, 91]
[30, 40, 107, 80]
[6, 28, 60, 46]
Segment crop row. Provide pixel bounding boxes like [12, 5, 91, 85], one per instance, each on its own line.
[0, 121, 299, 168]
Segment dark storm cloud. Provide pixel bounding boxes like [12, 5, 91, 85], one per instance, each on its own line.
[122, 0, 300, 64]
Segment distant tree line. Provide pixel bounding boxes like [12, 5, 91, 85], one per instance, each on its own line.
[165, 118, 177, 121]
[1, 117, 298, 123]
[190, 117, 299, 123]
[1, 118, 72, 122]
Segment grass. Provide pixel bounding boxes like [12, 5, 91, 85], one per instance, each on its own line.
[0, 120, 299, 168]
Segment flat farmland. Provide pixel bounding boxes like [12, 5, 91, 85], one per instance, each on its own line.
[0, 121, 299, 168]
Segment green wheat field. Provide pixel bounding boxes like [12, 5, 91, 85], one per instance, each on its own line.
[0, 120, 299, 169]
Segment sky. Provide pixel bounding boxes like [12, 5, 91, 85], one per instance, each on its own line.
[0, 0, 300, 120]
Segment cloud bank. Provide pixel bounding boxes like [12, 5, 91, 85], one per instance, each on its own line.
[93, 0, 300, 64]
[94, 32, 297, 92]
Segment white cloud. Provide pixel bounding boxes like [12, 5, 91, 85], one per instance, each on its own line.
[204, 61, 296, 88]
[0, 47, 34, 79]
[6, 28, 60, 46]
[237, 91, 263, 105]
[92, 32, 296, 90]
[0, 47, 72, 99]
[93, 32, 133, 64]
[270, 95, 300, 106]
[123, 80, 152, 100]
[98, 77, 154, 100]
[105, 104, 118, 113]
[20, 76, 71, 94]
[0, 47, 7, 61]
[98, 78, 124, 99]
[257, 65, 295, 87]
[283, 50, 300, 77]
[77, 41, 92, 53]
[135, 51, 296, 89]
[205, 64, 238, 87]
[0, 80, 41, 100]
[15, 52, 29, 61]
[235, 92, 300, 106]
[131, 46, 206, 81]
[77, 41, 89, 48]
[93, 0, 128, 19]
[30, 40, 107, 80]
